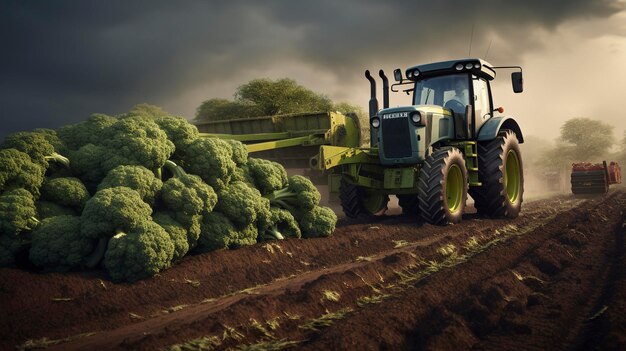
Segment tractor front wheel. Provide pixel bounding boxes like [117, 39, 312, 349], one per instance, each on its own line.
[339, 178, 389, 218]
[470, 130, 524, 218]
[418, 147, 468, 225]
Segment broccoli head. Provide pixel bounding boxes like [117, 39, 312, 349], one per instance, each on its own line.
[33, 129, 73, 177]
[298, 206, 337, 238]
[103, 219, 174, 282]
[68, 116, 175, 190]
[29, 215, 96, 271]
[247, 158, 288, 195]
[97, 165, 162, 206]
[1, 130, 69, 168]
[121, 103, 169, 119]
[57, 113, 117, 150]
[182, 137, 236, 191]
[265, 175, 320, 216]
[0, 148, 45, 197]
[196, 211, 257, 253]
[81, 186, 153, 240]
[257, 207, 301, 241]
[67, 143, 109, 192]
[0, 188, 37, 266]
[225, 139, 249, 166]
[162, 161, 217, 217]
[231, 164, 256, 186]
[161, 160, 217, 247]
[153, 115, 200, 158]
[32, 128, 65, 151]
[215, 181, 270, 228]
[152, 212, 189, 262]
[100, 115, 175, 173]
[41, 177, 90, 211]
[0, 188, 38, 237]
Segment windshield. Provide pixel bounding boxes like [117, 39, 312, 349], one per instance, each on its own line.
[413, 74, 470, 108]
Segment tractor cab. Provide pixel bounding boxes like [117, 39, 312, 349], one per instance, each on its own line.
[407, 59, 499, 140]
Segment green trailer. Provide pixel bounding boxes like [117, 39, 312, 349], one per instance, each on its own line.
[195, 111, 361, 182]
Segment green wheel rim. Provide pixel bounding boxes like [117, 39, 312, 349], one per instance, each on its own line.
[446, 164, 463, 213]
[504, 150, 521, 203]
[362, 190, 387, 215]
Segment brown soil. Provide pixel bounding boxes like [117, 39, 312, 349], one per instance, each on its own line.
[1, 191, 624, 351]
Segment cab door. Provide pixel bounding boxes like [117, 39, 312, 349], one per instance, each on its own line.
[472, 76, 491, 136]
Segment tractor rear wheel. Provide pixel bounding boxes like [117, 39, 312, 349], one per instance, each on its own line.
[418, 147, 468, 225]
[339, 178, 389, 218]
[397, 194, 420, 216]
[469, 130, 524, 218]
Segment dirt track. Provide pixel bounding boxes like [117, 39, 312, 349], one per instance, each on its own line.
[1, 191, 625, 350]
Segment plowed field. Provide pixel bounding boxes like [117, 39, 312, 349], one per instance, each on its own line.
[2, 190, 625, 351]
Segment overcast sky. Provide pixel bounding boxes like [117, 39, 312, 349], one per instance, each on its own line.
[1, 0, 625, 143]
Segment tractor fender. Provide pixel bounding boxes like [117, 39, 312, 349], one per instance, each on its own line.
[476, 116, 524, 143]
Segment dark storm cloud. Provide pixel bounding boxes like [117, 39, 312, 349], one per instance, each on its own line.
[262, 0, 624, 72]
[0, 0, 623, 137]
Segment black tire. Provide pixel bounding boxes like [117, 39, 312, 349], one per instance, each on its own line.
[339, 178, 389, 218]
[469, 130, 524, 218]
[339, 178, 362, 218]
[397, 194, 420, 216]
[571, 170, 608, 194]
[418, 147, 468, 225]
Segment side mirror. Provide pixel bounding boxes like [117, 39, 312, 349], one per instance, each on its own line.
[512, 72, 523, 93]
[393, 68, 403, 82]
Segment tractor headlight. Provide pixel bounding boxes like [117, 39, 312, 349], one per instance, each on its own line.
[465, 63, 473, 69]
[455, 63, 463, 71]
[410, 112, 421, 124]
[371, 117, 380, 128]
[413, 69, 420, 77]
[407, 71, 414, 78]
[474, 63, 480, 69]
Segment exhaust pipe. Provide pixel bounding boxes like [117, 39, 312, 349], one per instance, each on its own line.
[379, 69, 389, 109]
[365, 70, 378, 118]
[365, 70, 379, 147]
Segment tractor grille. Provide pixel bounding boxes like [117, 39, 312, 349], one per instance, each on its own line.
[382, 117, 412, 158]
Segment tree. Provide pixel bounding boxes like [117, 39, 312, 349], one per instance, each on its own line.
[333, 102, 364, 116]
[558, 117, 615, 161]
[195, 98, 260, 123]
[194, 78, 359, 122]
[235, 78, 333, 116]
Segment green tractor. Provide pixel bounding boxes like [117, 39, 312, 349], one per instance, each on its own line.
[318, 58, 525, 225]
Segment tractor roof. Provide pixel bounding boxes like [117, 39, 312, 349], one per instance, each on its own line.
[406, 58, 496, 81]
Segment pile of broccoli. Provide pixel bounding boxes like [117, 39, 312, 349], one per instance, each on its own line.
[0, 109, 337, 282]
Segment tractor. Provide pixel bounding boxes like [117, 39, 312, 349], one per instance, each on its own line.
[318, 58, 525, 225]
